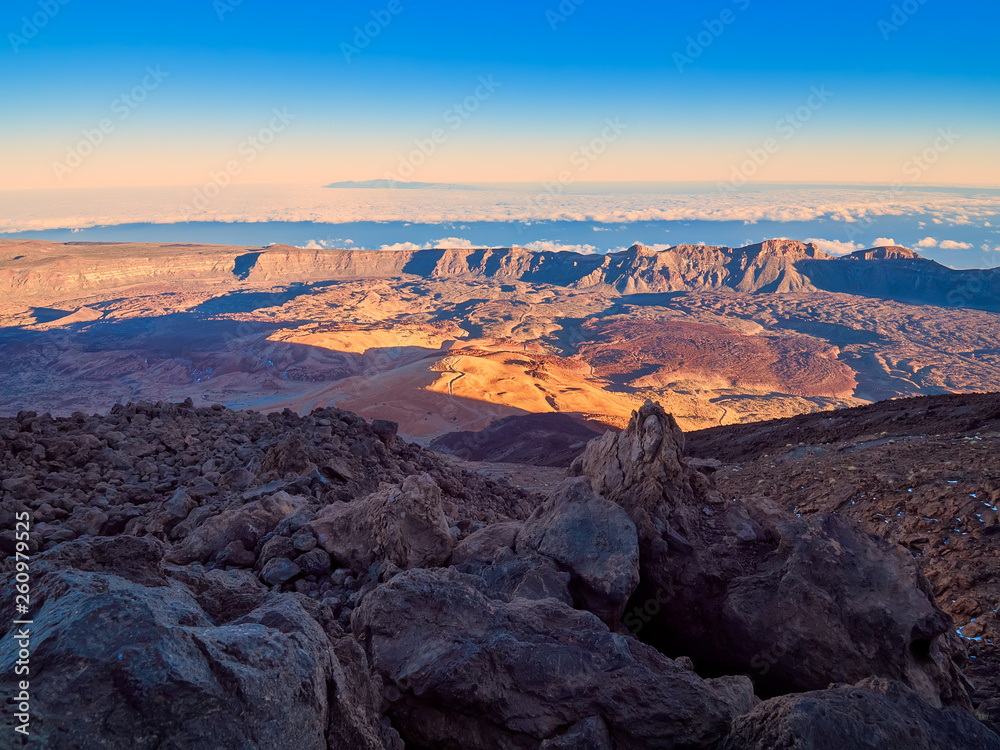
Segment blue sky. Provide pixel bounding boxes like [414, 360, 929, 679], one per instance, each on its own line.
[2, 0, 998, 188]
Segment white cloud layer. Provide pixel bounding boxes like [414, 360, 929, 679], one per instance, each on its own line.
[522, 241, 599, 254]
[939, 240, 973, 250]
[805, 238, 861, 256]
[429, 236, 476, 248]
[873, 237, 898, 247]
[917, 237, 938, 247]
[0, 184, 998, 233]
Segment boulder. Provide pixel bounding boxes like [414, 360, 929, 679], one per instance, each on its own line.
[167, 491, 307, 564]
[309, 473, 452, 572]
[0, 536, 402, 749]
[371, 419, 399, 445]
[353, 567, 756, 749]
[259, 556, 301, 586]
[723, 678, 1000, 750]
[516, 477, 639, 626]
[448, 520, 522, 567]
[298, 547, 333, 576]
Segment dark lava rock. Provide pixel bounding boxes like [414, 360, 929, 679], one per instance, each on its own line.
[353, 567, 755, 749]
[298, 547, 333, 576]
[0, 536, 401, 749]
[516, 476, 639, 627]
[371, 419, 399, 445]
[723, 677, 1000, 750]
[259, 556, 301, 586]
[1, 398, 996, 747]
[572, 402, 973, 709]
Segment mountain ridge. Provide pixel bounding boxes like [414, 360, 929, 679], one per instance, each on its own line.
[233, 239, 1000, 310]
[4, 237, 997, 310]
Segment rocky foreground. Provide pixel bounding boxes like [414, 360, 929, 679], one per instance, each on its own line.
[1, 400, 998, 748]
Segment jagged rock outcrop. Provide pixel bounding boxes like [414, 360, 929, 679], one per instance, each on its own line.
[11, 239, 1000, 310]
[571, 401, 973, 709]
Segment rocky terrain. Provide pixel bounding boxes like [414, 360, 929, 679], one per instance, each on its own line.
[1, 399, 999, 747]
[3, 238, 1000, 438]
[688, 392, 1000, 733]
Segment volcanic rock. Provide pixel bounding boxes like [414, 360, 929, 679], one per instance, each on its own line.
[309, 473, 453, 572]
[168, 491, 307, 565]
[353, 566, 756, 749]
[516, 476, 639, 626]
[0, 536, 401, 749]
[259, 556, 301, 586]
[572, 401, 973, 708]
[724, 678, 1000, 750]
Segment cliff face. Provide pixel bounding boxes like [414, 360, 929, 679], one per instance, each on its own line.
[241, 240, 897, 295]
[0, 241, 247, 298]
[3, 238, 998, 310]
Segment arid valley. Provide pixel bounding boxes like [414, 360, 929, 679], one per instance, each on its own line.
[3, 237, 999, 441]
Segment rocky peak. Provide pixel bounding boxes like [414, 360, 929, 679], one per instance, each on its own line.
[742, 238, 833, 260]
[849, 245, 924, 261]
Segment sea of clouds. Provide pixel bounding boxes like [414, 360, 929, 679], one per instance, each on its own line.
[2, 183, 998, 267]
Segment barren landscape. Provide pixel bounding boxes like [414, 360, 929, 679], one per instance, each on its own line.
[5, 1, 999, 745]
[3, 238, 999, 441]
[3, 398, 999, 747]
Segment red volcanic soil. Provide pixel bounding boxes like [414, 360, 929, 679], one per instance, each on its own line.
[577, 318, 857, 398]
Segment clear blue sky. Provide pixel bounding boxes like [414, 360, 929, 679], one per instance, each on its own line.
[2, 0, 998, 188]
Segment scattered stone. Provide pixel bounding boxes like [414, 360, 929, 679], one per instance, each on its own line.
[259, 557, 301, 586]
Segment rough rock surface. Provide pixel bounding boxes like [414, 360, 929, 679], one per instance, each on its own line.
[309, 472, 453, 572]
[572, 402, 972, 709]
[687, 391, 1000, 732]
[724, 678, 1000, 750]
[0, 398, 996, 748]
[0, 535, 401, 749]
[353, 567, 756, 749]
[517, 476, 639, 627]
[0, 402, 526, 748]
